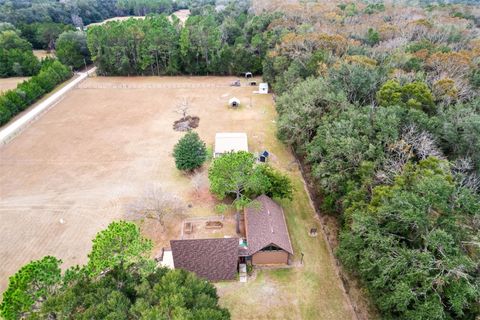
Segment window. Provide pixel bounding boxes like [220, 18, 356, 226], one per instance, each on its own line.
[261, 245, 281, 252]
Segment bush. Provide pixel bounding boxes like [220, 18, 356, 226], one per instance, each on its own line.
[173, 131, 207, 171]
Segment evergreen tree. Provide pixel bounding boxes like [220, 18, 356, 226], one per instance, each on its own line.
[173, 131, 207, 171]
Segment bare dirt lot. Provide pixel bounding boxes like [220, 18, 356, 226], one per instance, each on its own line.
[0, 77, 29, 93]
[0, 76, 354, 319]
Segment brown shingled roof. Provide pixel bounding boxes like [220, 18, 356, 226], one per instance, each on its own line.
[170, 238, 239, 281]
[244, 195, 294, 255]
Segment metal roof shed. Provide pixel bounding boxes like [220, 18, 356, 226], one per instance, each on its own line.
[214, 132, 248, 157]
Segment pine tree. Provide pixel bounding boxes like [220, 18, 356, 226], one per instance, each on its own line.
[173, 131, 207, 171]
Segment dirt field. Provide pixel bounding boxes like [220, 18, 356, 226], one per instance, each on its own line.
[0, 76, 354, 319]
[33, 50, 54, 60]
[0, 77, 29, 93]
[86, 9, 190, 28]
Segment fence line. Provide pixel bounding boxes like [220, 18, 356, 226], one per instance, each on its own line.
[77, 83, 242, 90]
[0, 68, 96, 145]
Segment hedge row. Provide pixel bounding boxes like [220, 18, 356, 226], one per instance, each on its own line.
[0, 59, 72, 125]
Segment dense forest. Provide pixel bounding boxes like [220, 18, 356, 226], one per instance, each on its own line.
[86, 3, 273, 75]
[0, 0, 188, 27]
[262, 1, 480, 319]
[1, 0, 479, 319]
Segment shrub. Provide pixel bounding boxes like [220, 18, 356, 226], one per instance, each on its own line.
[0, 60, 71, 126]
[173, 131, 207, 171]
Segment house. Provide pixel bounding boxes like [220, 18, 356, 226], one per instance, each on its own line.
[239, 195, 293, 265]
[214, 132, 248, 157]
[259, 83, 269, 94]
[229, 97, 240, 108]
[166, 195, 293, 281]
[170, 238, 239, 281]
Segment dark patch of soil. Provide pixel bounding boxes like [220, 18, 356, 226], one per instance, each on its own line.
[173, 116, 200, 131]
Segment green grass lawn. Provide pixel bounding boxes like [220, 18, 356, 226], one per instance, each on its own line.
[215, 99, 354, 319]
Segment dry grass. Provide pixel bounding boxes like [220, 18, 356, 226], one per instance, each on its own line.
[0, 76, 355, 320]
[0, 77, 29, 93]
[0, 76, 273, 290]
[33, 50, 54, 60]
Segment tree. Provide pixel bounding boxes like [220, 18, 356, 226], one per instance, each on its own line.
[276, 77, 349, 153]
[377, 80, 435, 113]
[55, 30, 91, 69]
[86, 221, 153, 275]
[255, 164, 294, 200]
[365, 28, 380, 46]
[0, 30, 40, 77]
[39, 267, 230, 319]
[2, 222, 229, 319]
[0, 256, 62, 320]
[337, 158, 480, 319]
[35, 23, 73, 51]
[173, 131, 207, 171]
[209, 151, 264, 207]
[209, 151, 267, 233]
[328, 61, 386, 105]
[127, 185, 185, 231]
[209, 151, 293, 232]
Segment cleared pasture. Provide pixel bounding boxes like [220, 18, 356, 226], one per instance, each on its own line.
[0, 76, 354, 319]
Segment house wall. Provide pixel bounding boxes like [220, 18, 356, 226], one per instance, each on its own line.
[252, 250, 289, 265]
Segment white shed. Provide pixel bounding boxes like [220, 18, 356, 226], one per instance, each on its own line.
[214, 133, 248, 157]
[259, 83, 269, 94]
[229, 97, 240, 107]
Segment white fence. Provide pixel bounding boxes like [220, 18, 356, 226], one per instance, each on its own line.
[0, 68, 96, 145]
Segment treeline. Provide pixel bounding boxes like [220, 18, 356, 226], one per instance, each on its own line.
[0, 27, 40, 77]
[0, 222, 229, 319]
[0, 0, 187, 28]
[261, 1, 480, 319]
[87, 6, 276, 75]
[0, 60, 72, 125]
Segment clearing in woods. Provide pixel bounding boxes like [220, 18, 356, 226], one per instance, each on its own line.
[0, 76, 354, 319]
[0, 77, 29, 93]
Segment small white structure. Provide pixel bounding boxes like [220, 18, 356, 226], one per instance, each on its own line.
[229, 97, 240, 108]
[245, 72, 253, 78]
[214, 132, 248, 157]
[259, 83, 269, 94]
[159, 249, 174, 269]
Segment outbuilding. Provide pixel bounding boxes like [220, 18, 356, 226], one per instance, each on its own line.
[229, 97, 240, 108]
[214, 132, 248, 157]
[259, 83, 269, 94]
